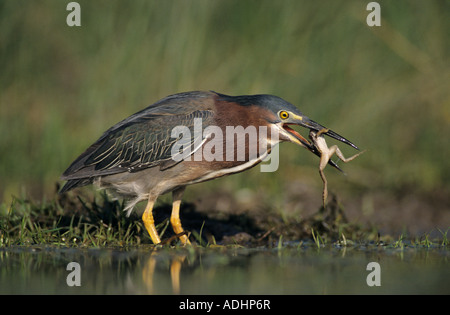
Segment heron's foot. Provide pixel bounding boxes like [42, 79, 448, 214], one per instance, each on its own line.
[170, 216, 191, 245]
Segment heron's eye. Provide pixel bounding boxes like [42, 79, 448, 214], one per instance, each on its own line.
[279, 111, 289, 120]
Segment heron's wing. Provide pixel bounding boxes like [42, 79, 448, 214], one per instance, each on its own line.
[61, 109, 215, 180]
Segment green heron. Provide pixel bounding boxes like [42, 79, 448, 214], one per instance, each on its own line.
[60, 91, 359, 245]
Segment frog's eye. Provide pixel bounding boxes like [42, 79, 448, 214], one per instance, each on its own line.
[279, 111, 289, 120]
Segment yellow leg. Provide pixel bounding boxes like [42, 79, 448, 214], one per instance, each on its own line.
[170, 187, 191, 245]
[142, 197, 161, 245]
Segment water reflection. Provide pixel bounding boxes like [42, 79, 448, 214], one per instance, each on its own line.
[142, 251, 187, 294]
[0, 245, 449, 294]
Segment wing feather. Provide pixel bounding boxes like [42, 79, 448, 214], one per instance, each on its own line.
[60, 91, 217, 193]
[62, 109, 214, 180]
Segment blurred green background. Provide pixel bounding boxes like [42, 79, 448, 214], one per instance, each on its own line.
[1, 0, 449, 234]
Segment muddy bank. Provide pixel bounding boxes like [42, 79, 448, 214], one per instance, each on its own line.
[12, 183, 448, 247]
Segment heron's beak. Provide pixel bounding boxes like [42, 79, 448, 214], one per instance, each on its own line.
[281, 113, 359, 171]
[297, 116, 359, 150]
[283, 113, 359, 150]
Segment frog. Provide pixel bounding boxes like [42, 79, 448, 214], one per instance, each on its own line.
[309, 128, 365, 208]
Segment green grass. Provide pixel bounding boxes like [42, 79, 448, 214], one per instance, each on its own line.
[311, 228, 323, 249]
[1, 192, 448, 250]
[0, 192, 146, 247]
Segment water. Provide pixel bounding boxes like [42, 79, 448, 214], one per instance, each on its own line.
[1, 244, 448, 294]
